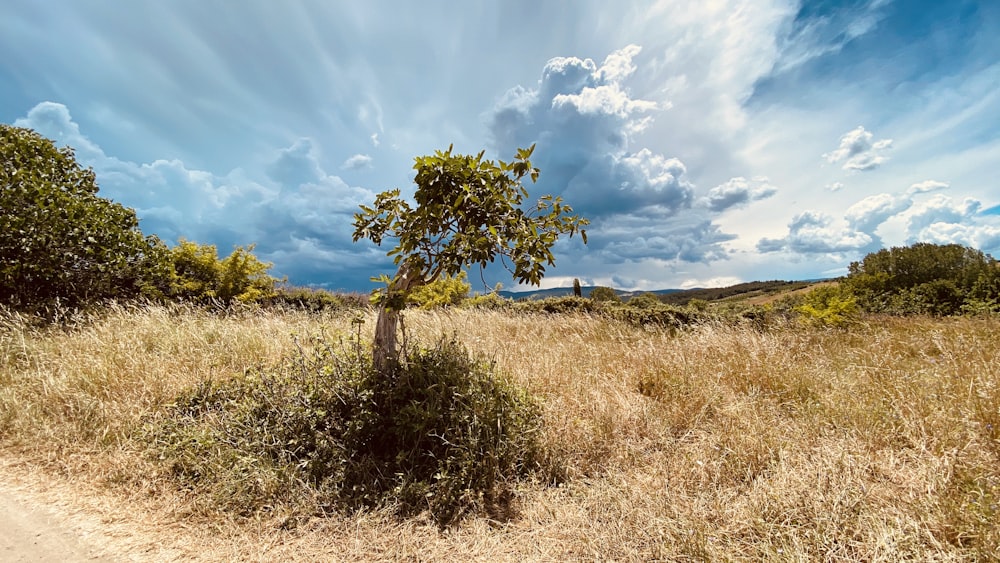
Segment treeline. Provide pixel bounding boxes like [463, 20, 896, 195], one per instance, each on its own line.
[843, 242, 1000, 316]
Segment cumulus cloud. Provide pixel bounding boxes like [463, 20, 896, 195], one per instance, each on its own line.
[918, 222, 1000, 252]
[759, 179, 1000, 259]
[825, 182, 845, 192]
[758, 211, 873, 254]
[701, 177, 777, 212]
[844, 192, 912, 234]
[823, 126, 893, 171]
[342, 153, 373, 170]
[488, 45, 736, 266]
[903, 194, 980, 234]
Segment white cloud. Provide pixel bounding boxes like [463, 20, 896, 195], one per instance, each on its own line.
[918, 222, 1000, 252]
[907, 180, 948, 195]
[488, 45, 732, 265]
[758, 210, 873, 255]
[701, 177, 777, 212]
[823, 126, 893, 171]
[342, 153, 373, 170]
[826, 182, 845, 192]
[844, 192, 911, 233]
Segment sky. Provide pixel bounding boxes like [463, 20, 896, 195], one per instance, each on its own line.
[2, 1, 999, 292]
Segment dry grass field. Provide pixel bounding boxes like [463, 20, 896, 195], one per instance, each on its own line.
[1, 304, 998, 561]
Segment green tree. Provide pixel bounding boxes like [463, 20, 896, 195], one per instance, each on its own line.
[0, 125, 171, 311]
[353, 144, 588, 372]
[589, 286, 619, 302]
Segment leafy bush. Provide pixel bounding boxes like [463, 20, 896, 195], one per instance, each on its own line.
[626, 293, 663, 309]
[407, 272, 470, 309]
[794, 284, 859, 327]
[268, 286, 364, 312]
[462, 291, 512, 310]
[147, 335, 544, 527]
[589, 286, 620, 302]
[169, 239, 280, 304]
[1, 125, 173, 312]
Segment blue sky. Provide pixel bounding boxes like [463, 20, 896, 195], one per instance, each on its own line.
[3, 1, 998, 292]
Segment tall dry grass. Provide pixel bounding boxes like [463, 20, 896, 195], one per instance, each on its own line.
[0, 304, 997, 561]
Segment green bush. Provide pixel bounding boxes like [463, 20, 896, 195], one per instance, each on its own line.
[268, 286, 363, 312]
[462, 291, 511, 310]
[1, 125, 173, 312]
[844, 242, 997, 315]
[794, 284, 859, 327]
[147, 335, 544, 527]
[589, 286, 620, 302]
[407, 272, 470, 309]
[168, 239, 280, 305]
[626, 292, 663, 309]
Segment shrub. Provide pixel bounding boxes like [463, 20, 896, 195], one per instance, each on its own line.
[407, 272, 470, 309]
[269, 286, 360, 312]
[589, 286, 620, 302]
[147, 335, 544, 527]
[462, 291, 511, 310]
[1, 125, 173, 312]
[169, 239, 280, 305]
[794, 284, 859, 327]
[626, 292, 663, 309]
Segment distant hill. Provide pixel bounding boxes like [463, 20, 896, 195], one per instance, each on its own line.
[499, 279, 828, 304]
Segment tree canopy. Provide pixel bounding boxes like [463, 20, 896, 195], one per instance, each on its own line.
[353, 145, 587, 291]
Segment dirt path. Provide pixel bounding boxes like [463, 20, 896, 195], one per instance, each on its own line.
[0, 482, 114, 562]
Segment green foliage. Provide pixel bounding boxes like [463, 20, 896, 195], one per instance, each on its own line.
[148, 335, 544, 527]
[269, 286, 365, 312]
[589, 286, 620, 302]
[626, 292, 663, 309]
[1, 125, 172, 311]
[964, 265, 1000, 314]
[513, 296, 706, 329]
[168, 239, 222, 301]
[218, 244, 279, 303]
[407, 272, 470, 309]
[794, 284, 859, 327]
[687, 298, 709, 312]
[352, 144, 588, 291]
[845, 243, 996, 315]
[168, 239, 279, 304]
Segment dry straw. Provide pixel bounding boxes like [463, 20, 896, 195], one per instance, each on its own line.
[1, 305, 997, 560]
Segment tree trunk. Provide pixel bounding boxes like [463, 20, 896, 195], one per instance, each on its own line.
[372, 261, 422, 374]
